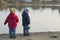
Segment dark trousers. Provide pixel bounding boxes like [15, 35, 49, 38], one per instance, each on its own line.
[9, 28, 16, 37]
[23, 26, 29, 35]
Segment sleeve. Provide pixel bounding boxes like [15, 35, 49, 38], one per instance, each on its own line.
[16, 15, 19, 23]
[4, 16, 9, 25]
[25, 13, 30, 24]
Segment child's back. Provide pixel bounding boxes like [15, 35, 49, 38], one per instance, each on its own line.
[4, 12, 19, 28]
[4, 12, 19, 38]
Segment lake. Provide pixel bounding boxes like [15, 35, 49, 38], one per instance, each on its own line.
[0, 7, 60, 34]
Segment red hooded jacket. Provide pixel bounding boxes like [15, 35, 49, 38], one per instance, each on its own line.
[4, 12, 19, 28]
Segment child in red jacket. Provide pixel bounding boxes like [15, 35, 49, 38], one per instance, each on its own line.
[4, 8, 19, 38]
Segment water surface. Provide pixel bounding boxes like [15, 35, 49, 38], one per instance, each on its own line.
[0, 7, 60, 34]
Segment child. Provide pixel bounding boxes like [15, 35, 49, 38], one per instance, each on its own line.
[4, 8, 19, 38]
[22, 8, 30, 36]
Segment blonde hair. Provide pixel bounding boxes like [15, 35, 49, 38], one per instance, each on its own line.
[9, 8, 16, 13]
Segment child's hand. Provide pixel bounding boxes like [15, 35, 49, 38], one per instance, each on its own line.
[4, 23, 6, 25]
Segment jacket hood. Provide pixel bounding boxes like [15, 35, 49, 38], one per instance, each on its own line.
[9, 13, 16, 19]
[23, 8, 29, 13]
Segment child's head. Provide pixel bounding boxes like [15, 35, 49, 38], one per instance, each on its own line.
[23, 8, 29, 13]
[9, 8, 16, 13]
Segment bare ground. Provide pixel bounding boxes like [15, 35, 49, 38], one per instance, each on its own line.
[0, 32, 60, 40]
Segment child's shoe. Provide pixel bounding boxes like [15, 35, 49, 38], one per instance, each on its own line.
[12, 36, 16, 39]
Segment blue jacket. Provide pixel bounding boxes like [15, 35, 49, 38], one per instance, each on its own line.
[22, 11, 30, 26]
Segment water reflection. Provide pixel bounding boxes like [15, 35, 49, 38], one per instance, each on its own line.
[40, 6, 60, 13]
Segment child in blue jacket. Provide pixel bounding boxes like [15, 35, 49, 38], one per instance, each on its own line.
[22, 8, 30, 36]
